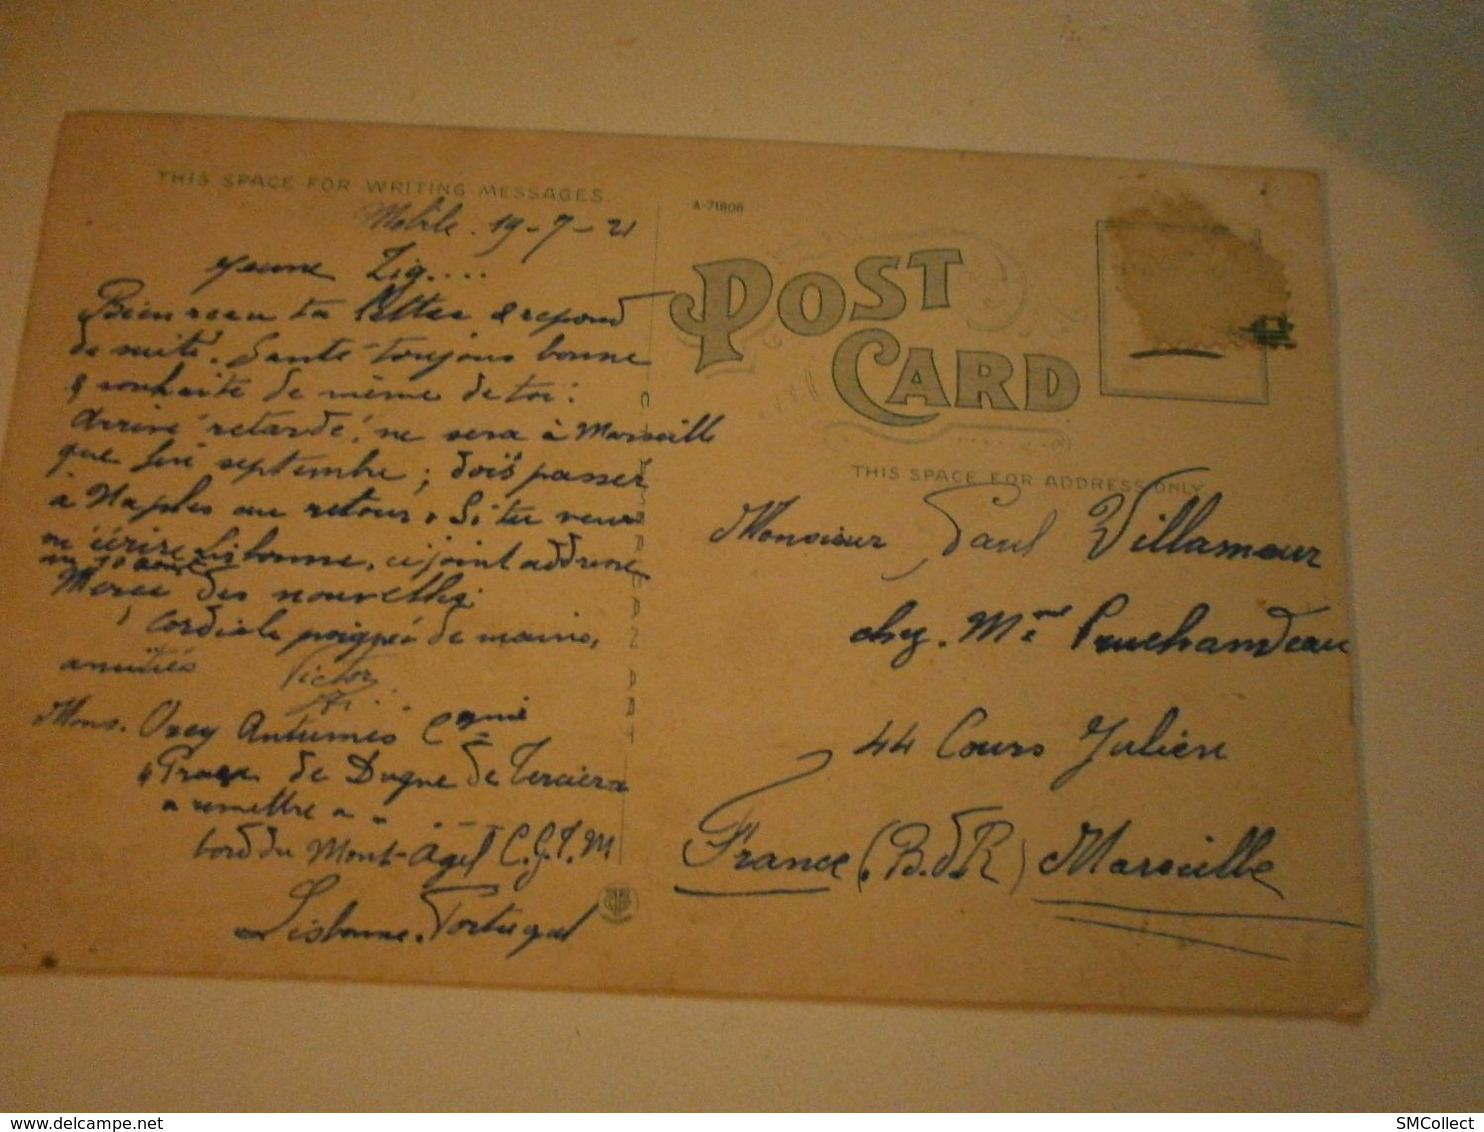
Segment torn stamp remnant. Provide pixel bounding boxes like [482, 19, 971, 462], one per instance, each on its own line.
[1098, 191, 1293, 402]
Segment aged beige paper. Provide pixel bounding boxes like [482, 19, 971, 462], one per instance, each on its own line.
[0, 113, 1368, 1013]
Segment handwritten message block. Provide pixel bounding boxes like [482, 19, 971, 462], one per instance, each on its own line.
[0, 114, 1368, 1013]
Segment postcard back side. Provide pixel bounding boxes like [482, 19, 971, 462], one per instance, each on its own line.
[0, 114, 1369, 1013]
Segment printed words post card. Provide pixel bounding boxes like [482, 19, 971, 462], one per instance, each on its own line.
[0, 114, 1368, 1013]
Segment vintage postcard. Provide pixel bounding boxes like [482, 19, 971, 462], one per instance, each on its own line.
[0, 114, 1368, 1012]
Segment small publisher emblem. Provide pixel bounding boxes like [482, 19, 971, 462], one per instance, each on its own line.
[599, 884, 637, 924]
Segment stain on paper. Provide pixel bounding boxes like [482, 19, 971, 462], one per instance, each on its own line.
[1106, 191, 1290, 353]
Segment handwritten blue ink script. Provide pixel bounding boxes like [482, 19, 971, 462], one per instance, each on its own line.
[0, 114, 1368, 1013]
